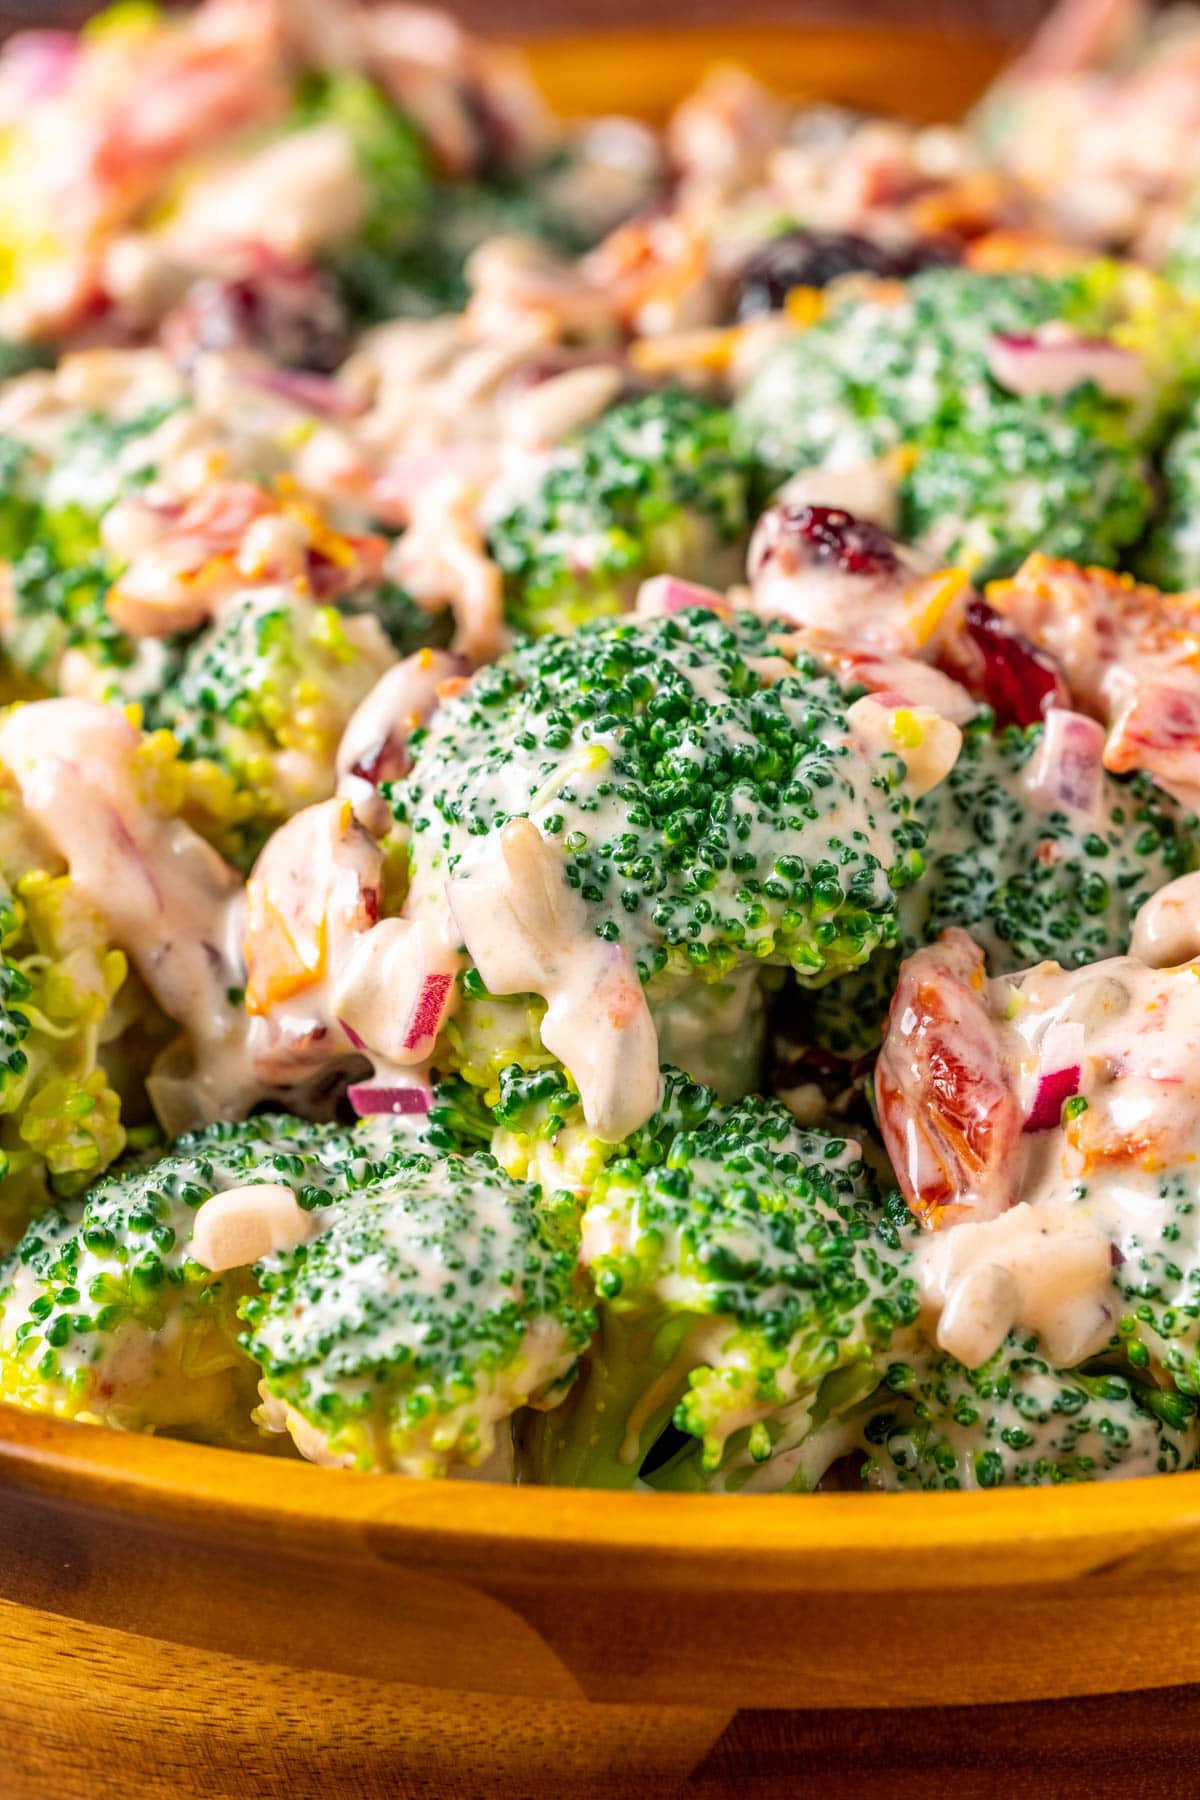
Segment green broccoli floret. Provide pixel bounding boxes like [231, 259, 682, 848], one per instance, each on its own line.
[0, 1113, 436, 1440]
[341, 579, 453, 659]
[300, 72, 596, 326]
[1108, 1164, 1200, 1397]
[396, 607, 927, 1004]
[0, 781, 158, 1246]
[899, 396, 1152, 582]
[1163, 180, 1200, 300]
[519, 1073, 918, 1489]
[242, 1148, 595, 1475]
[1140, 394, 1200, 590]
[799, 714, 1195, 1062]
[490, 391, 753, 636]
[0, 405, 181, 695]
[150, 585, 396, 869]
[735, 266, 1160, 579]
[296, 71, 432, 240]
[0, 343, 50, 386]
[859, 1339, 1199, 1489]
[736, 269, 1088, 475]
[912, 715, 1194, 967]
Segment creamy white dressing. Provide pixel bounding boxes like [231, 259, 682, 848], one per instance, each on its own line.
[447, 817, 662, 1141]
[1130, 869, 1200, 967]
[0, 700, 255, 1105]
[336, 647, 464, 833]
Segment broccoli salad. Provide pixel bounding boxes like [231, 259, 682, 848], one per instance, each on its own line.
[6, 0, 1200, 1497]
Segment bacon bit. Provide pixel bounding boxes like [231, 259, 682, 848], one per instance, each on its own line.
[876, 931, 1023, 1227]
[587, 216, 710, 333]
[908, 170, 1007, 239]
[966, 230, 1092, 275]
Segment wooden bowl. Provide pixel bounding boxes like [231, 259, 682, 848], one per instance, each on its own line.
[8, 25, 1200, 1799]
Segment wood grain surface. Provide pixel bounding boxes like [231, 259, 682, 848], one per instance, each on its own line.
[2, 1405, 1200, 1793]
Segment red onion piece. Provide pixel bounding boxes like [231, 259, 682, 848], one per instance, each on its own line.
[347, 1081, 432, 1117]
[1023, 1064, 1081, 1133]
[1, 30, 78, 102]
[243, 365, 362, 419]
[635, 575, 732, 618]
[987, 332, 1146, 402]
[401, 971, 455, 1055]
[1024, 707, 1105, 816]
[338, 1017, 366, 1051]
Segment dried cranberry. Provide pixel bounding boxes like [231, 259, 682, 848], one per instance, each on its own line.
[734, 228, 959, 319]
[943, 597, 1070, 728]
[751, 504, 902, 581]
[161, 262, 349, 374]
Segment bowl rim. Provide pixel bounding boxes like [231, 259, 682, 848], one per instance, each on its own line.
[5, 1403, 1200, 1591]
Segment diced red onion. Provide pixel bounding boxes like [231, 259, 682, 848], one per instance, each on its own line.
[1024, 707, 1105, 817]
[635, 575, 732, 618]
[401, 971, 455, 1055]
[243, 366, 361, 419]
[1023, 1020, 1085, 1134]
[1023, 1064, 1081, 1133]
[338, 1017, 366, 1051]
[1, 31, 78, 102]
[987, 332, 1146, 402]
[347, 1081, 432, 1117]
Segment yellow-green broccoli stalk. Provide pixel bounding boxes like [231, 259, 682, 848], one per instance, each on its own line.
[0, 782, 153, 1247]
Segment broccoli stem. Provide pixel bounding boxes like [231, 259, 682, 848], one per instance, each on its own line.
[521, 1307, 708, 1489]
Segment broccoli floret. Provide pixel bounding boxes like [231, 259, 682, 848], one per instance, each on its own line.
[420, 1073, 500, 1156]
[0, 781, 159, 1246]
[490, 392, 754, 636]
[0, 405, 182, 694]
[736, 269, 1088, 475]
[296, 71, 432, 242]
[912, 716, 1194, 967]
[396, 608, 927, 1007]
[859, 1339, 1199, 1488]
[300, 72, 595, 326]
[1141, 395, 1200, 590]
[341, 579, 453, 659]
[151, 585, 396, 869]
[735, 266, 1159, 579]
[520, 1073, 918, 1489]
[0, 434, 38, 563]
[1108, 1164, 1200, 1397]
[798, 715, 1195, 1062]
[242, 1148, 595, 1475]
[0, 1113, 439, 1440]
[0, 343, 50, 385]
[798, 944, 902, 1065]
[900, 396, 1152, 582]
